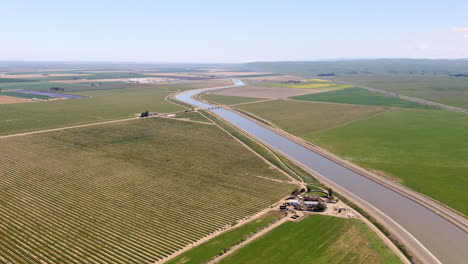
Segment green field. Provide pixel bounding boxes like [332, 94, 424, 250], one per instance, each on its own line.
[311, 109, 468, 215]
[0, 117, 294, 263]
[262, 81, 351, 90]
[0, 91, 54, 99]
[0, 78, 35, 83]
[0, 80, 230, 136]
[237, 99, 468, 214]
[220, 215, 402, 264]
[167, 211, 283, 264]
[237, 99, 390, 136]
[335, 75, 468, 109]
[169, 111, 211, 122]
[0, 80, 87, 91]
[291, 87, 430, 108]
[202, 93, 263, 105]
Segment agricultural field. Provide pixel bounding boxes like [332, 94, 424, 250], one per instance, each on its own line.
[0, 91, 54, 99]
[167, 211, 283, 264]
[237, 99, 390, 136]
[291, 87, 431, 108]
[311, 109, 468, 215]
[334, 75, 468, 109]
[0, 117, 294, 263]
[261, 80, 352, 90]
[168, 111, 211, 123]
[237, 97, 468, 214]
[220, 215, 402, 264]
[201, 93, 264, 105]
[0, 79, 231, 135]
[211, 84, 321, 99]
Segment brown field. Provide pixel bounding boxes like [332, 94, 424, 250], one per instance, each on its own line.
[0, 95, 31, 104]
[146, 72, 206, 77]
[200, 68, 241, 72]
[0, 73, 91, 78]
[202, 71, 274, 76]
[213, 85, 328, 99]
[242, 75, 303, 82]
[81, 70, 135, 73]
[51, 77, 172, 84]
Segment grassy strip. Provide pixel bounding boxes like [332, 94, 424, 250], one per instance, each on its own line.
[201, 93, 263, 105]
[166, 211, 283, 264]
[201, 109, 413, 263]
[166, 95, 193, 109]
[234, 108, 276, 127]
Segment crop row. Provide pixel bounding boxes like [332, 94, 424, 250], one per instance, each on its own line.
[0, 137, 291, 263]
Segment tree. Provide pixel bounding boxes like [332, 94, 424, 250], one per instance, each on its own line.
[316, 203, 327, 211]
[50, 87, 64, 93]
[140, 110, 150, 117]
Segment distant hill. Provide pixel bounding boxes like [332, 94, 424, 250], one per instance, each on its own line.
[245, 59, 468, 77]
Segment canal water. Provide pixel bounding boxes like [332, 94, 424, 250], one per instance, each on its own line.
[176, 79, 468, 264]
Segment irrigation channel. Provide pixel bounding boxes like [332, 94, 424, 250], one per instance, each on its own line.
[175, 79, 468, 264]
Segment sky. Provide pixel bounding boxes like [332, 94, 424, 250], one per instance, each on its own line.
[1, 0, 467, 62]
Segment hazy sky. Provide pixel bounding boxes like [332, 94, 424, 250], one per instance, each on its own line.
[1, 0, 467, 62]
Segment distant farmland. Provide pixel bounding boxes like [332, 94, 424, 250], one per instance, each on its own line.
[334, 75, 468, 109]
[0, 118, 294, 263]
[0, 79, 231, 136]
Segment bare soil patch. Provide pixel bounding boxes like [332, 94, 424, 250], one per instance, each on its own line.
[146, 72, 206, 77]
[213, 85, 329, 99]
[0, 96, 31, 104]
[201, 68, 240, 72]
[243, 75, 303, 82]
[201, 71, 273, 76]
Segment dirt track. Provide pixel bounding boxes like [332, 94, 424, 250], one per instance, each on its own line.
[0, 95, 31, 104]
[213, 85, 327, 99]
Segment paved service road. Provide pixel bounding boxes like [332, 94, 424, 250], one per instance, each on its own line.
[175, 79, 468, 264]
